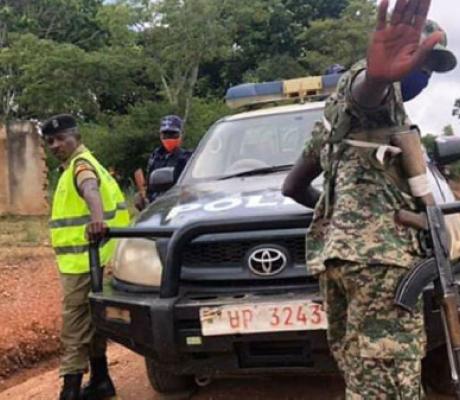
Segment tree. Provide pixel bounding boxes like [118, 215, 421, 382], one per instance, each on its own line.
[443, 124, 455, 136]
[142, 0, 234, 121]
[453, 98, 460, 119]
[299, 0, 376, 74]
[421, 133, 436, 156]
[0, 0, 107, 50]
[0, 2, 150, 120]
[192, 0, 351, 96]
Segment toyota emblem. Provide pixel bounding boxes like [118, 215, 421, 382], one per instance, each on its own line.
[247, 246, 288, 276]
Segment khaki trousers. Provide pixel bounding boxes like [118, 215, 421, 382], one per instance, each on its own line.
[59, 272, 107, 376]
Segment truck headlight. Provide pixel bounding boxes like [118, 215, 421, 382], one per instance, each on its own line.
[112, 238, 163, 287]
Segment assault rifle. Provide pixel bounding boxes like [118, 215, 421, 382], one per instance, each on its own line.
[395, 202, 460, 399]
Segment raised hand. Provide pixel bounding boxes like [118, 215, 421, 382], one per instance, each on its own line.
[367, 0, 443, 83]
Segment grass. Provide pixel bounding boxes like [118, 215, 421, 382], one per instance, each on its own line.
[0, 215, 49, 247]
[0, 188, 136, 248]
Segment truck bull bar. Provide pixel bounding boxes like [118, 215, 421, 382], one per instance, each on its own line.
[89, 214, 310, 298]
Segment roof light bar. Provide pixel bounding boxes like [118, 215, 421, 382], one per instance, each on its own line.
[225, 73, 343, 109]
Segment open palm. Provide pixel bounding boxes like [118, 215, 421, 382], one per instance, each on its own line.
[367, 0, 443, 82]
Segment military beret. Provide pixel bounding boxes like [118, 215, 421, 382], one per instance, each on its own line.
[423, 20, 457, 73]
[41, 114, 77, 136]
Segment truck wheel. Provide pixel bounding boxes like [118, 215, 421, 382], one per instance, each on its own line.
[145, 357, 196, 398]
[422, 345, 455, 395]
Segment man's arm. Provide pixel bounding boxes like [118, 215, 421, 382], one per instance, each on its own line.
[80, 178, 107, 242]
[283, 120, 325, 208]
[282, 153, 322, 208]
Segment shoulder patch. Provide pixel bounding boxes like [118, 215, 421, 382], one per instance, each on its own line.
[74, 162, 94, 176]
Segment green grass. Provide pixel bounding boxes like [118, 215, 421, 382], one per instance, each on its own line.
[0, 215, 49, 246]
[0, 186, 136, 248]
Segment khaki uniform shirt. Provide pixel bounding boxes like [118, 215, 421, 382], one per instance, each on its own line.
[62, 144, 98, 193]
[305, 61, 422, 275]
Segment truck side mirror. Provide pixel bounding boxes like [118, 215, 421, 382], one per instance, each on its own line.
[434, 137, 460, 165]
[149, 167, 175, 193]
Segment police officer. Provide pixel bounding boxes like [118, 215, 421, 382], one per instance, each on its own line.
[42, 114, 130, 400]
[136, 115, 192, 210]
[283, 0, 456, 398]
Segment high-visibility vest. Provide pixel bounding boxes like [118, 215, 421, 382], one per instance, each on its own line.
[50, 150, 130, 274]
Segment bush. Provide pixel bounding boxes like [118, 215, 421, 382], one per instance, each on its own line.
[78, 98, 230, 186]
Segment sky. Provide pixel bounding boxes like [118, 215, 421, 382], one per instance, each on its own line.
[390, 0, 460, 135]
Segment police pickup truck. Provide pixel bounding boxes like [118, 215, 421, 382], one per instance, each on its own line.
[89, 74, 460, 397]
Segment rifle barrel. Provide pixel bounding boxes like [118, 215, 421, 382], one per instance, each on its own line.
[440, 202, 460, 216]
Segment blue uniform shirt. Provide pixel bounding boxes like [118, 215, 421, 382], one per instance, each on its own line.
[146, 146, 192, 201]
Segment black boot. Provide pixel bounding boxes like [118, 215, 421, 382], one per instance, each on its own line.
[80, 356, 117, 400]
[59, 374, 82, 400]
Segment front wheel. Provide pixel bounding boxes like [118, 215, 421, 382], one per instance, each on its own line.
[145, 357, 196, 398]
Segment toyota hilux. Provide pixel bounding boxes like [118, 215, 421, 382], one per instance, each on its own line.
[88, 75, 460, 397]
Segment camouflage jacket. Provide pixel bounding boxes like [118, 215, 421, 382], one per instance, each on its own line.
[305, 61, 422, 275]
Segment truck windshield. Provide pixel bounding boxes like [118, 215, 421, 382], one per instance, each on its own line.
[183, 108, 323, 182]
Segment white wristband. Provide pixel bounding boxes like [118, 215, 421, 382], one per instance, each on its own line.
[408, 174, 431, 197]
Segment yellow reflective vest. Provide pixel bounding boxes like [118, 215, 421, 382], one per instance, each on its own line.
[50, 150, 130, 274]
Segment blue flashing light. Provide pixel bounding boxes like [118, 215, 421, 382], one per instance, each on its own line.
[225, 81, 283, 100]
[225, 72, 345, 109]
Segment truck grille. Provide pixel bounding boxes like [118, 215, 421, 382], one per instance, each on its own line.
[182, 237, 305, 267]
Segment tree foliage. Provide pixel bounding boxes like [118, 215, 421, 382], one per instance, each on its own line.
[142, 0, 234, 120]
[0, 0, 384, 184]
[300, 0, 376, 74]
[453, 98, 460, 119]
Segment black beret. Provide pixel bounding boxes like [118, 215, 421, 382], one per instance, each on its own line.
[41, 114, 77, 136]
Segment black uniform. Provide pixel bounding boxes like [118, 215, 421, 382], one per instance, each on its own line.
[146, 146, 192, 201]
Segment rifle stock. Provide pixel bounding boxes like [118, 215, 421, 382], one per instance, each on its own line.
[396, 205, 460, 398]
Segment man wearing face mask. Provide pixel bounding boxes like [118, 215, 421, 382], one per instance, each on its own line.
[283, 0, 456, 398]
[136, 115, 192, 210]
[147, 115, 192, 201]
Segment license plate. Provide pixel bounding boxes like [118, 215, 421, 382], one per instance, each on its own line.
[200, 300, 327, 336]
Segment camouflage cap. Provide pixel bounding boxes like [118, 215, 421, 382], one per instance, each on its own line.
[423, 20, 457, 73]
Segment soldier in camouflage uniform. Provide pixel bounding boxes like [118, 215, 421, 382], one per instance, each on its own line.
[283, 0, 457, 398]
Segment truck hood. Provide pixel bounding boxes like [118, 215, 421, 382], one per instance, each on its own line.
[136, 173, 312, 229]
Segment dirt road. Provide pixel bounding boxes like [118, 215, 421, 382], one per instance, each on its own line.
[0, 343, 454, 400]
[0, 216, 455, 399]
[0, 344, 344, 399]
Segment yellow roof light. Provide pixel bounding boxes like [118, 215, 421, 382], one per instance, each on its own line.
[283, 77, 323, 98]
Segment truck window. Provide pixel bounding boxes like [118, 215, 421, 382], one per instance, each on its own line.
[185, 108, 323, 181]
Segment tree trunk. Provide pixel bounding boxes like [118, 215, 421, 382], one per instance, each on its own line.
[182, 63, 199, 128]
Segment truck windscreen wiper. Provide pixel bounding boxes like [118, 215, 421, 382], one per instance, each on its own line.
[218, 164, 293, 180]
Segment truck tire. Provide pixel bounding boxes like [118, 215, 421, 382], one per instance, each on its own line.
[422, 345, 455, 395]
[145, 357, 196, 398]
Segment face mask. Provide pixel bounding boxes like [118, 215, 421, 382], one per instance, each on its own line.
[161, 138, 182, 153]
[400, 70, 431, 102]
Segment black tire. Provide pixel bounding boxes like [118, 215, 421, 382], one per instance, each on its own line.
[145, 357, 196, 397]
[422, 345, 455, 396]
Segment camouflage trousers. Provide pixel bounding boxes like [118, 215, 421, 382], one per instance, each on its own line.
[320, 260, 426, 399]
[60, 272, 107, 376]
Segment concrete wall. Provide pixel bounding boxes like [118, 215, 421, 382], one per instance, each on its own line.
[0, 124, 10, 215]
[0, 121, 48, 216]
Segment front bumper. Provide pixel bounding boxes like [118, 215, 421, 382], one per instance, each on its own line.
[90, 279, 450, 378]
[89, 285, 337, 376]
